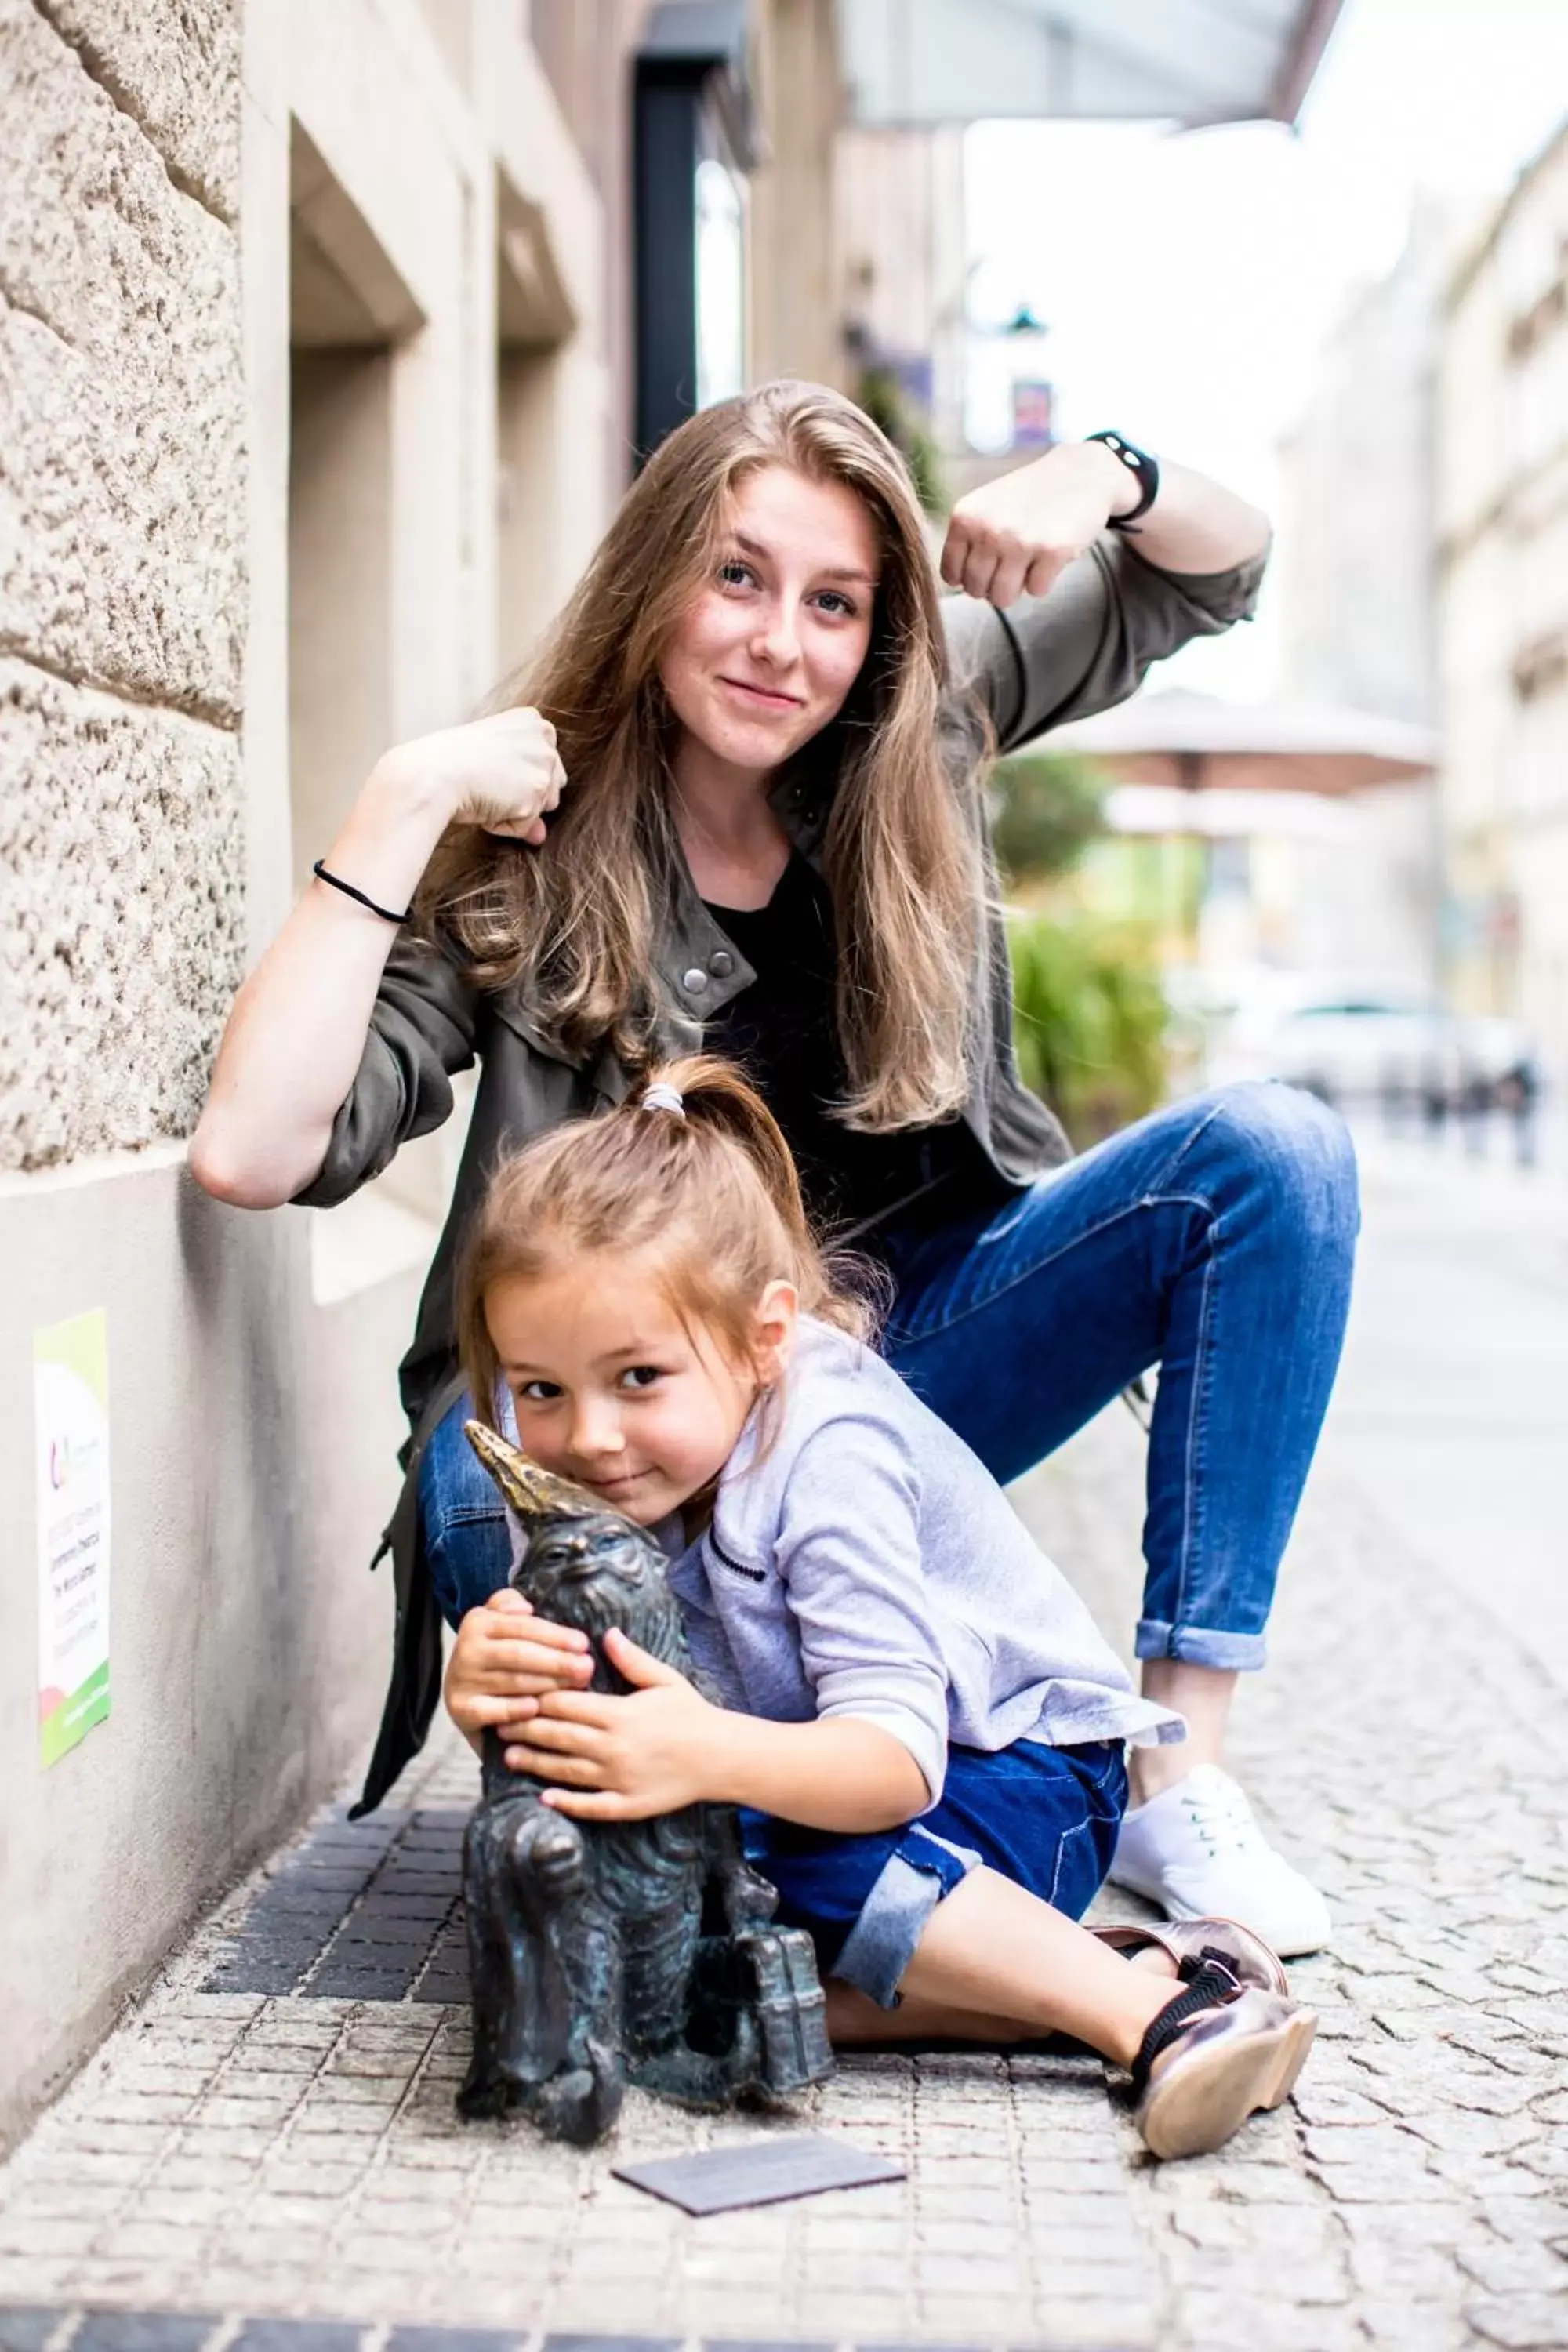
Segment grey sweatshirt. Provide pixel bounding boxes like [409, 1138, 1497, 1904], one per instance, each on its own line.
[661, 1319, 1183, 1806]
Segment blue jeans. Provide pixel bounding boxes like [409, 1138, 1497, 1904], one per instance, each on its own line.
[743, 1737, 1127, 2004]
[419, 1080, 1359, 1668]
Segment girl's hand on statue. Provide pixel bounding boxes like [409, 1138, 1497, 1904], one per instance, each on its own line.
[442, 1586, 594, 1745]
[502, 1628, 725, 1819]
[939, 439, 1131, 607]
[373, 707, 567, 844]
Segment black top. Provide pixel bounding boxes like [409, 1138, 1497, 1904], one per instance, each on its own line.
[701, 855, 998, 1247]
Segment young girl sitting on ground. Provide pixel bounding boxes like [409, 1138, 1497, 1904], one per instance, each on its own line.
[441, 1058, 1318, 2159]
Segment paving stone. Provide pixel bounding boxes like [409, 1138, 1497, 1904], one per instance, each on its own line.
[72, 2321, 219, 2352]
[1458, 2240, 1568, 2296]
[0, 2270, 77, 2306]
[0, 2313, 60, 2352]
[383, 2334, 521, 2352]
[539, 2339, 681, 2352]
[229, 2328, 366, 2352]
[1466, 2298, 1568, 2350]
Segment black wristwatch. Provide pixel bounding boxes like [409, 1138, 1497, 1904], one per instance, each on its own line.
[1085, 430, 1159, 532]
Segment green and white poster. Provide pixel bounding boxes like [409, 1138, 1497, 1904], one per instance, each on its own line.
[35, 1308, 111, 1767]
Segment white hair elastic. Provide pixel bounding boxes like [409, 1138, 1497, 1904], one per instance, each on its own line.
[641, 1082, 686, 1119]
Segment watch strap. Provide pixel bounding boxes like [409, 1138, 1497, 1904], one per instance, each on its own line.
[1086, 430, 1159, 532]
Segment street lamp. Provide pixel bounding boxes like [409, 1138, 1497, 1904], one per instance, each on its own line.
[965, 294, 1054, 454]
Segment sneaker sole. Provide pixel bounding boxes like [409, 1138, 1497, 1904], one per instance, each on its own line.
[1109, 1867, 1331, 1960]
[1138, 2004, 1318, 2161]
[1160, 1892, 1331, 1961]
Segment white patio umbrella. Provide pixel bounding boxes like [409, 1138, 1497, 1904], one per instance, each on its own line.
[1105, 784, 1362, 840]
[1047, 688, 1438, 796]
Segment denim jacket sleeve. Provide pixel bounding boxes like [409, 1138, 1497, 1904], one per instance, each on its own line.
[941, 532, 1269, 755]
[290, 929, 483, 1209]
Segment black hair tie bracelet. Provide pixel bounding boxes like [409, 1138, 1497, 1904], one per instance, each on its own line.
[312, 859, 414, 927]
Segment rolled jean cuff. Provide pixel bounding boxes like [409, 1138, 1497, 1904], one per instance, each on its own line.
[1134, 1617, 1269, 1672]
[832, 1835, 980, 2008]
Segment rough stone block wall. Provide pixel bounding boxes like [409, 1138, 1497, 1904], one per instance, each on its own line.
[31, 0, 241, 221]
[0, 0, 245, 1170]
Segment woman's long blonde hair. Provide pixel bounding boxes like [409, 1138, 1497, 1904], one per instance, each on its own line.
[457, 1056, 876, 1431]
[417, 380, 982, 1131]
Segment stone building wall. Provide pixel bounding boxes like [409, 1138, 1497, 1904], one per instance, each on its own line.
[0, 0, 619, 2154]
[0, 0, 248, 1169]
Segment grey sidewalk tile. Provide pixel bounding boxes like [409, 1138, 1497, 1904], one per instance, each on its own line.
[0, 2313, 63, 2352]
[303, 1971, 420, 2002]
[383, 2333, 521, 2352]
[72, 2319, 220, 2352]
[539, 2339, 682, 2352]
[247, 1893, 355, 1922]
[228, 2328, 368, 2352]
[324, 1939, 437, 1967]
[348, 1901, 454, 1926]
[201, 1967, 311, 1998]
[277, 1871, 378, 1895]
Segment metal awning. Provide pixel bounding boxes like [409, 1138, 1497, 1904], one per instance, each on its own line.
[836, 0, 1344, 128]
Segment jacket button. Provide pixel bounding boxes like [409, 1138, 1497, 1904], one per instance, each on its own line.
[709, 950, 734, 978]
[682, 966, 708, 993]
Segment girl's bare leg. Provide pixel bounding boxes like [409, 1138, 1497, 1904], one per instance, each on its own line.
[823, 1866, 1178, 2067]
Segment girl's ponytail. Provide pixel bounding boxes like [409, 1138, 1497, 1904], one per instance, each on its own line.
[458, 1054, 877, 1433]
[632, 1054, 813, 1261]
[625, 1056, 879, 1343]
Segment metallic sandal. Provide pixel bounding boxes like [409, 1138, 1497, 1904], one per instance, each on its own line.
[1094, 1915, 1288, 1995]
[1132, 1954, 1317, 2160]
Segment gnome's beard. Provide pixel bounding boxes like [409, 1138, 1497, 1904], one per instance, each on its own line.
[508, 1517, 690, 1676]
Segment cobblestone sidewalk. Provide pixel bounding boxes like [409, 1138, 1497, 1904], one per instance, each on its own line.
[0, 1402, 1564, 2351]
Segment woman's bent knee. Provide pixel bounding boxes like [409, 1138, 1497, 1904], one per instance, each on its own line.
[419, 1395, 514, 1626]
[1208, 1079, 1359, 1251]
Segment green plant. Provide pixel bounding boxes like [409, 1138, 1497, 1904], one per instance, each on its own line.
[988, 750, 1106, 885]
[1008, 909, 1169, 1146]
[855, 365, 946, 517]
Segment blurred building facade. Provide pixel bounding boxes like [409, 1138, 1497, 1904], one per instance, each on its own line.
[1281, 213, 1446, 728]
[1438, 119, 1568, 1069]
[1270, 213, 1451, 992]
[837, 125, 968, 452]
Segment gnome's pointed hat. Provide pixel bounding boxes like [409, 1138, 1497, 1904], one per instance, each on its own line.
[463, 1417, 611, 1525]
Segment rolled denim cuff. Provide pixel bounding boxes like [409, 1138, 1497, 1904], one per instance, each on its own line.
[832, 1834, 980, 2008]
[1135, 1616, 1269, 1672]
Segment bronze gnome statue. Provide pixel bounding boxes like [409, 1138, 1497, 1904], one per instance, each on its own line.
[457, 1421, 833, 2143]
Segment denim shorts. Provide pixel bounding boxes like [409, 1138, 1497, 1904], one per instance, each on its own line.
[742, 1736, 1127, 2007]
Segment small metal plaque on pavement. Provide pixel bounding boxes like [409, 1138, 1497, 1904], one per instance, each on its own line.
[612, 2131, 906, 2215]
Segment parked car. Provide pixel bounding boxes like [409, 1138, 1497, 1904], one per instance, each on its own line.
[1193, 975, 1540, 1113]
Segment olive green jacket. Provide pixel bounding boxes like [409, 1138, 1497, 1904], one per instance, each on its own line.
[299, 532, 1266, 1812]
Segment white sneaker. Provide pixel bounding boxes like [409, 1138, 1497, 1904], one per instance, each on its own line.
[1110, 1763, 1333, 1958]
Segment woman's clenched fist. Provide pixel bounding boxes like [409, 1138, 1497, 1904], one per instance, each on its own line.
[939, 439, 1136, 608]
[377, 706, 568, 844]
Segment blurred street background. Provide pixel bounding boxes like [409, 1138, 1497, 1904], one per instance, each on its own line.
[3, 1, 1568, 2347]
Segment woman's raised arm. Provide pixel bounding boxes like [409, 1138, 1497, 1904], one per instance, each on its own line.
[939, 443, 1271, 755]
[189, 707, 564, 1210]
[941, 439, 1269, 609]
